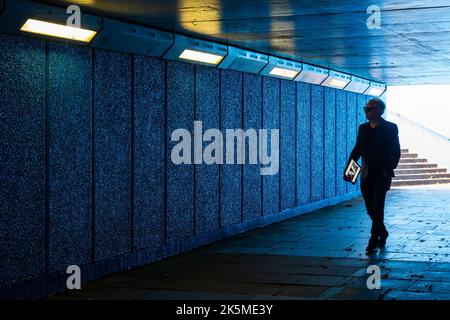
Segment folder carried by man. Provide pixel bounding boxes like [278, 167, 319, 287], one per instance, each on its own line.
[344, 159, 361, 185]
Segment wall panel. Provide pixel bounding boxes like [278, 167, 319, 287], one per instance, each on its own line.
[296, 82, 311, 205]
[324, 87, 336, 199]
[47, 43, 92, 271]
[220, 70, 243, 227]
[166, 61, 195, 239]
[335, 90, 347, 196]
[133, 56, 165, 250]
[311, 85, 324, 202]
[94, 50, 132, 260]
[280, 80, 296, 209]
[262, 77, 280, 215]
[243, 73, 262, 220]
[346, 92, 357, 193]
[195, 65, 220, 232]
[0, 35, 45, 286]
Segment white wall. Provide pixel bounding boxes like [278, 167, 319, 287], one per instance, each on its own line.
[386, 85, 450, 139]
[385, 109, 450, 171]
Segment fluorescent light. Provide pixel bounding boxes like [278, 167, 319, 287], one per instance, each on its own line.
[260, 56, 302, 79]
[365, 82, 386, 97]
[20, 18, 97, 42]
[366, 87, 384, 96]
[164, 35, 227, 66]
[179, 49, 224, 65]
[322, 71, 351, 89]
[327, 78, 349, 89]
[269, 67, 299, 79]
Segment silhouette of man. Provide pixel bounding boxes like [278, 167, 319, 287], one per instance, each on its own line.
[344, 98, 400, 254]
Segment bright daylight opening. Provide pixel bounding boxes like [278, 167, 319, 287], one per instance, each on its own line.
[386, 85, 450, 189]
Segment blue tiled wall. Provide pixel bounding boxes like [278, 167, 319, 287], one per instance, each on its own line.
[336, 90, 348, 196]
[47, 43, 92, 272]
[133, 56, 165, 250]
[0, 35, 46, 287]
[346, 92, 357, 193]
[220, 70, 242, 227]
[296, 82, 311, 205]
[243, 73, 262, 220]
[324, 87, 336, 199]
[357, 94, 368, 190]
[262, 77, 280, 215]
[0, 34, 366, 296]
[94, 50, 132, 260]
[280, 80, 297, 210]
[166, 61, 195, 240]
[195, 65, 220, 233]
[311, 85, 324, 202]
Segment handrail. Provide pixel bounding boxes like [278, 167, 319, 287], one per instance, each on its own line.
[386, 109, 450, 171]
[387, 109, 450, 142]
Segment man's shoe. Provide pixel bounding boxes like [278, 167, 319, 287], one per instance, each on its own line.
[379, 231, 389, 248]
[366, 238, 378, 255]
[365, 245, 377, 255]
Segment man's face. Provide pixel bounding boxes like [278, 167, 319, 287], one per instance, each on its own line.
[364, 103, 382, 120]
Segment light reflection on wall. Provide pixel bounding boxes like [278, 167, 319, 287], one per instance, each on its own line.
[178, 0, 222, 36]
[268, 1, 294, 56]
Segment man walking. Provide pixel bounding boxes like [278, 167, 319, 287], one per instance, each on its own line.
[344, 98, 401, 255]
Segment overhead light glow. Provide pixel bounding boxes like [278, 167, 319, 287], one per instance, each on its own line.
[327, 78, 349, 89]
[365, 82, 386, 96]
[179, 49, 224, 65]
[366, 87, 384, 96]
[269, 67, 299, 79]
[20, 18, 97, 43]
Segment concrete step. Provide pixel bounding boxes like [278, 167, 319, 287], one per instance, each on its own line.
[395, 168, 447, 175]
[396, 163, 438, 169]
[392, 178, 450, 187]
[393, 173, 450, 180]
[400, 148, 409, 153]
[400, 153, 418, 159]
[398, 158, 428, 164]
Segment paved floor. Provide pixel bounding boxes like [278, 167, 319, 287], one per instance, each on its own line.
[51, 188, 450, 300]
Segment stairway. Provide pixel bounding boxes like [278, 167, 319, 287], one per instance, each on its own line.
[392, 148, 450, 187]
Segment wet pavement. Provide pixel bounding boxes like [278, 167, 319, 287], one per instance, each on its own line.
[51, 188, 450, 300]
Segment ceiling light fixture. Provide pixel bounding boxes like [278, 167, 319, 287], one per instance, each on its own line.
[20, 18, 96, 43]
[260, 56, 302, 80]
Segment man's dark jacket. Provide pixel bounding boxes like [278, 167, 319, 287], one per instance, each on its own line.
[347, 118, 401, 183]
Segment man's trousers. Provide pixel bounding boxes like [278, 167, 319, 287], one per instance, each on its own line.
[360, 174, 391, 241]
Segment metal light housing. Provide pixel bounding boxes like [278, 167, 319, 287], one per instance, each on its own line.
[294, 63, 329, 85]
[322, 70, 351, 89]
[0, 0, 101, 45]
[218, 46, 268, 74]
[260, 56, 302, 80]
[163, 34, 227, 66]
[344, 76, 370, 94]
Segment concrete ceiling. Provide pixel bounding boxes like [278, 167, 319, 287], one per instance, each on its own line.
[38, 0, 450, 85]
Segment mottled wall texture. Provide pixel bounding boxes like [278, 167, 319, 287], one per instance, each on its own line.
[0, 34, 367, 297]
